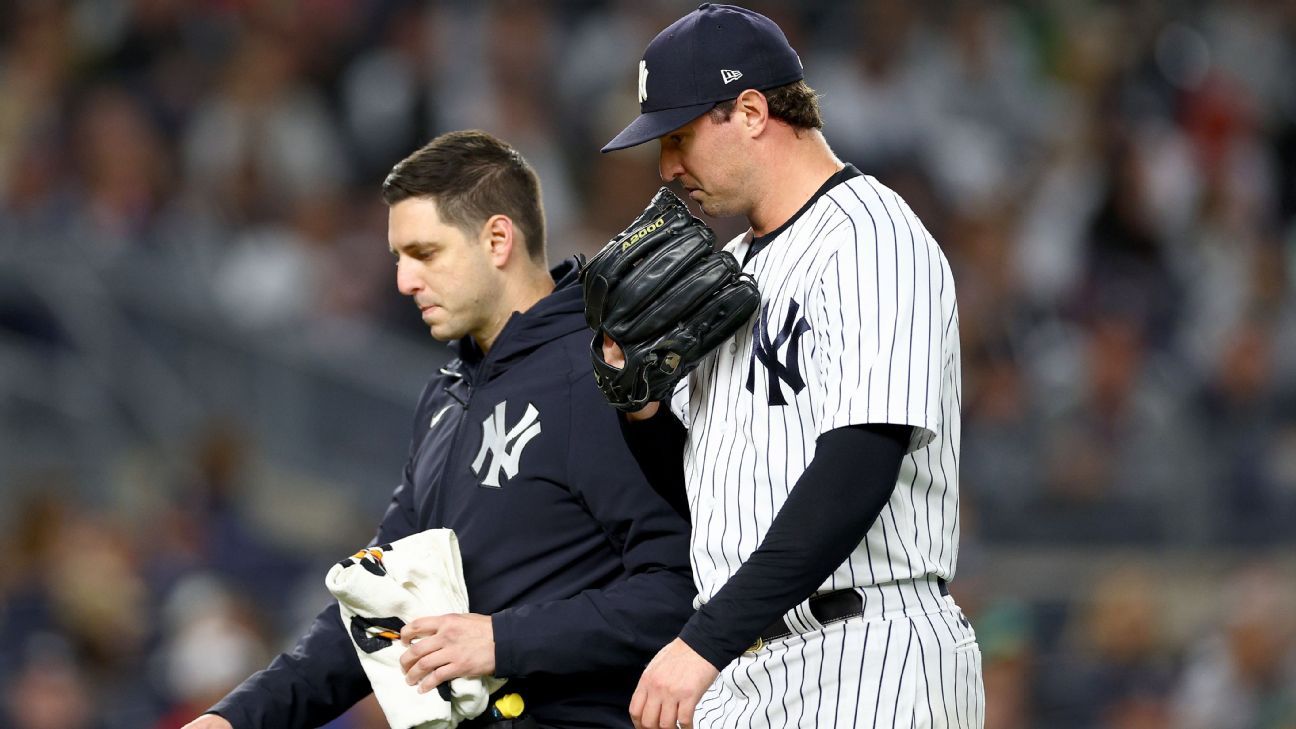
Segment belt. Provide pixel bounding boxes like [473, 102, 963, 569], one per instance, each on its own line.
[750, 578, 949, 651]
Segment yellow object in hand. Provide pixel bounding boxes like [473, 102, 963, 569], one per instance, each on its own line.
[493, 693, 525, 719]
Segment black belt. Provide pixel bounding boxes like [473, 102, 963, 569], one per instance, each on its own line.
[752, 579, 949, 649]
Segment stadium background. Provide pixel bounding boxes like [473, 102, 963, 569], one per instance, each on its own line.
[1, 1, 1294, 727]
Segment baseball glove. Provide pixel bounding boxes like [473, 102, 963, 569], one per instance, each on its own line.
[582, 187, 760, 411]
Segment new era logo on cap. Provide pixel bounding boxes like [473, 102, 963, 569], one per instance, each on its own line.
[602, 3, 805, 152]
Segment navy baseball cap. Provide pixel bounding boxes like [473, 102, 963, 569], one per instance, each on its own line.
[601, 3, 804, 153]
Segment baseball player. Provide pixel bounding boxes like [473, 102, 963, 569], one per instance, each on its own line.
[597, 5, 985, 728]
[181, 131, 696, 729]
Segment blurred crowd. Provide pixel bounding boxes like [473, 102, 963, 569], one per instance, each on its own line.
[2, 0, 1295, 727]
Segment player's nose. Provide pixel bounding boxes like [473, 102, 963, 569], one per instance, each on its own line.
[658, 147, 683, 183]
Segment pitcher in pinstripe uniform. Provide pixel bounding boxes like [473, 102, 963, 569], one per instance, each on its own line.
[600, 5, 984, 728]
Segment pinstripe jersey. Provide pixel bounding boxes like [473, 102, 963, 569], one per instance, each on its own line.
[680, 170, 961, 609]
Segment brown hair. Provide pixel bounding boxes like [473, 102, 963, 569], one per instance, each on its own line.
[707, 80, 823, 130]
[382, 130, 546, 261]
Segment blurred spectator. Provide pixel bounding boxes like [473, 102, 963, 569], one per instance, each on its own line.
[150, 576, 270, 729]
[1175, 170, 1276, 379]
[1038, 566, 1177, 728]
[69, 85, 172, 252]
[338, 5, 444, 184]
[0, 484, 160, 726]
[1033, 310, 1207, 542]
[182, 29, 346, 225]
[0, 4, 69, 191]
[921, 1, 1053, 213]
[1197, 315, 1296, 542]
[1172, 564, 1296, 729]
[960, 341, 1044, 539]
[811, 1, 931, 176]
[2, 634, 98, 729]
[210, 193, 341, 330]
[975, 600, 1035, 729]
[163, 421, 307, 612]
[0, 487, 69, 671]
[45, 514, 149, 678]
[1081, 131, 1181, 348]
[0, 4, 73, 241]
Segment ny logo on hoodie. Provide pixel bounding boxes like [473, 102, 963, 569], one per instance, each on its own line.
[472, 401, 542, 488]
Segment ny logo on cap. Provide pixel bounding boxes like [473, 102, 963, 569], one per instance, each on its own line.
[721, 69, 743, 84]
[638, 60, 649, 103]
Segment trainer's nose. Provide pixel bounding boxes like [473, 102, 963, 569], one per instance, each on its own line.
[395, 257, 423, 296]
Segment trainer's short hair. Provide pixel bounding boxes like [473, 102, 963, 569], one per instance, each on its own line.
[382, 130, 546, 262]
[708, 80, 823, 131]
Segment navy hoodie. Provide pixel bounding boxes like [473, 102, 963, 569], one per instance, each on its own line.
[211, 258, 696, 728]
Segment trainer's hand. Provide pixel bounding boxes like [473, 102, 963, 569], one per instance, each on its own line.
[399, 613, 495, 693]
[630, 638, 719, 729]
[180, 715, 232, 729]
[603, 335, 661, 421]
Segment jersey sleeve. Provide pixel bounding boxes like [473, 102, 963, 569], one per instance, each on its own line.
[810, 200, 947, 452]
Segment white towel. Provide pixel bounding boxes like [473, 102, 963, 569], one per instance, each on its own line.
[325, 529, 506, 729]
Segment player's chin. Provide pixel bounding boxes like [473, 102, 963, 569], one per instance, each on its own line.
[697, 197, 734, 218]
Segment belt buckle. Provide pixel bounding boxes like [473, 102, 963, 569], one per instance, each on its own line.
[745, 636, 764, 654]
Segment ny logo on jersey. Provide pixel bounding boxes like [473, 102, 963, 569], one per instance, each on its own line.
[747, 299, 811, 406]
[471, 401, 542, 488]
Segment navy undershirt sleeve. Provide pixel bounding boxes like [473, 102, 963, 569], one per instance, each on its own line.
[678, 423, 912, 669]
[619, 406, 689, 519]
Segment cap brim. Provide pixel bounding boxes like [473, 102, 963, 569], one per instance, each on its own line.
[601, 101, 716, 153]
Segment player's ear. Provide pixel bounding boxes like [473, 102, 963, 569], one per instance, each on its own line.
[481, 214, 516, 269]
[736, 89, 769, 137]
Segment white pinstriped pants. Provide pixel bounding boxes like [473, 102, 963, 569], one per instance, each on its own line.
[694, 581, 984, 728]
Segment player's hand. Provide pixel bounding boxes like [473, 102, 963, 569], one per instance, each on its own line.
[179, 715, 233, 729]
[603, 335, 661, 421]
[603, 333, 627, 368]
[399, 613, 495, 693]
[630, 638, 719, 729]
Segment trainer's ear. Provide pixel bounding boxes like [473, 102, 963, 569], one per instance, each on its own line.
[481, 214, 517, 268]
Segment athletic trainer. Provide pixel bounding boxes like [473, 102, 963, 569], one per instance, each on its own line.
[183, 130, 696, 729]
